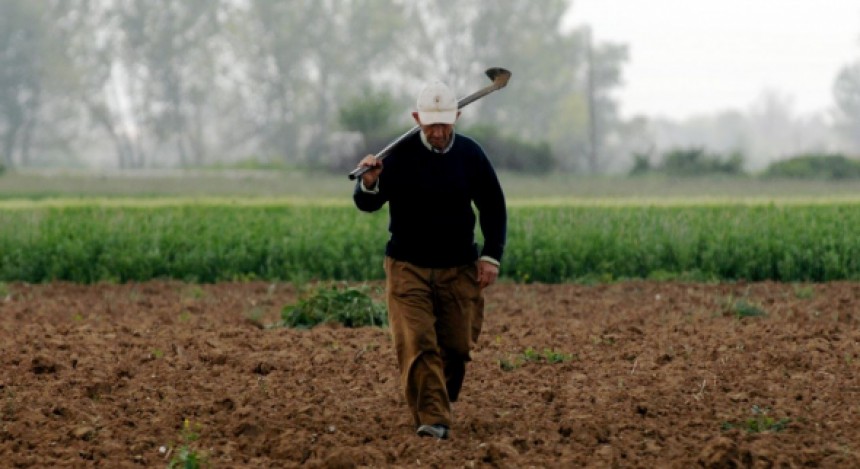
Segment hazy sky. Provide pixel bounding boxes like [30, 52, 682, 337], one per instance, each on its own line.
[563, 0, 860, 120]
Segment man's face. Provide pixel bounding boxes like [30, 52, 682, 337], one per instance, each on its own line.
[412, 112, 459, 151]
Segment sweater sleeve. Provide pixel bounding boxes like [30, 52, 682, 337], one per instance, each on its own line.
[353, 178, 388, 212]
[472, 152, 507, 263]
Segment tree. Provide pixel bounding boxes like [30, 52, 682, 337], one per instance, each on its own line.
[43, 0, 141, 169]
[338, 89, 400, 144]
[332, 89, 401, 171]
[747, 90, 798, 164]
[582, 27, 628, 173]
[0, 1, 45, 168]
[0, 0, 630, 173]
[833, 61, 860, 152]
[233, 0, 410, 166]
[109, 0, 224, 167]
[402, 0, 628, 172]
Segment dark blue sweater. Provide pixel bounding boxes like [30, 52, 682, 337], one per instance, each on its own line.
[353, 132, 507, 268]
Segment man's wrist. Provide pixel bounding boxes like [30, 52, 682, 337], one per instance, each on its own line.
[359, 179, 379, 194]
[479, 255, 500, 267]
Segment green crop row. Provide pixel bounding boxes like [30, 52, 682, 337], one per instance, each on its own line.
[1, 202, 859, 283]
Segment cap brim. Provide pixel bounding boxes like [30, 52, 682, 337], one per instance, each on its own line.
[418, 110, 457, 125]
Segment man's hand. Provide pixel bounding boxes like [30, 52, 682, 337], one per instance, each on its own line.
[357, 154, 383, 188]
[477, 260, 499, 289]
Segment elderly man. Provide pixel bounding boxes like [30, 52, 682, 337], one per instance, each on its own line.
[353, 80, 507, 440]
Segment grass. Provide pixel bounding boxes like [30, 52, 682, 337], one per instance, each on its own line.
[8, 170, 860, 202]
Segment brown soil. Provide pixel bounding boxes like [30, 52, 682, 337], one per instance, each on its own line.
[1, 280, 859, 468]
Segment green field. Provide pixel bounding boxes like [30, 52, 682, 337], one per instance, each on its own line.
[1, 197, 859, 284]
[2, 170, 860, 284]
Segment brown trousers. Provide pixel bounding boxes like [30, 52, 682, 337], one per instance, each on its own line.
[384, 256, 484, 428]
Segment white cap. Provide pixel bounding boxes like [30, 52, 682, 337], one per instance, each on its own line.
[416, 81, 458, 125]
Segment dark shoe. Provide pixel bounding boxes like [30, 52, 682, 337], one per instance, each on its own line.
[416, 424, 449, 440]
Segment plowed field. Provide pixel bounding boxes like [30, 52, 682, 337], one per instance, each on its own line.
[1, 281, 858, 468]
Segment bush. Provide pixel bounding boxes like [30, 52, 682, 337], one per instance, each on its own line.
[462, 125, 556, 174]
[660, 147, 745, 176]
[762, 153, 860, 180]
[0, 162, 5, 176]
[328, 89, 407, 173]
[338, 89, 399, 138]
[629, 151, 652, 176]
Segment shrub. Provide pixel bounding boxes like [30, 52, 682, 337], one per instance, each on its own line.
[462, 124, 556, 174]
[660, 147, 745, 176]
[629, 151, 652, 176]
[762, 153, 860, 180]
[330, 89, 406, 172]
[338, 89, 400, 139]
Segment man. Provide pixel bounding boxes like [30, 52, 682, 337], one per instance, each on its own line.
[353, 80, 507, 440]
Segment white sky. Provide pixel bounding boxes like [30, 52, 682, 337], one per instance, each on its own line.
[563, 0, 860, 120]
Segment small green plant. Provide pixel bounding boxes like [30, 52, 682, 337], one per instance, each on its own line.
[722, 297, 766, 318]
[244, 307, 266, 328]
[168, 418, 207, 469]
[498, 357, 519, 371]
[178, 311, 192, 322]
[733, 300, 766, 318]
[793, 285, 814, 299]
[182, 286, 206, 300]
[721, 405, 790, 433]
[280, 283, 387, 328]
[522, 347, 574, 364]
[500, 347, 575, 371]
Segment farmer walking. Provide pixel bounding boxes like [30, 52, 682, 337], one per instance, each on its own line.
[353, 80, 507, 440]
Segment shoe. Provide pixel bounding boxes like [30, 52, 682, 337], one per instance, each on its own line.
[416, 424, 449, 440]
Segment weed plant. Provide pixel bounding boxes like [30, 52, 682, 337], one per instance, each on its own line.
[168, 418, 207, 469]
[280, 283, 387, 328]
[500, 347, 574, 371]
[721, 405, 790, 433]
[731, 300, 767, 318]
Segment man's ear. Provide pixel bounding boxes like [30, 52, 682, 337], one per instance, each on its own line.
[411, 111, 421, 125]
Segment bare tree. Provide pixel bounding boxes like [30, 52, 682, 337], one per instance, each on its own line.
[0, 1, 45, 168]
[834, 61, 860, 153]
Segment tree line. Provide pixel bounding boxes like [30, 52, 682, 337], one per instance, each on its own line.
[3, 1, 858, 176]
[0, 0, 629, 173]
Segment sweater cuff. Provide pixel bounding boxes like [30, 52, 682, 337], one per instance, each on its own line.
[479, 255, 500, 267]
[359, 179, 380, 194]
